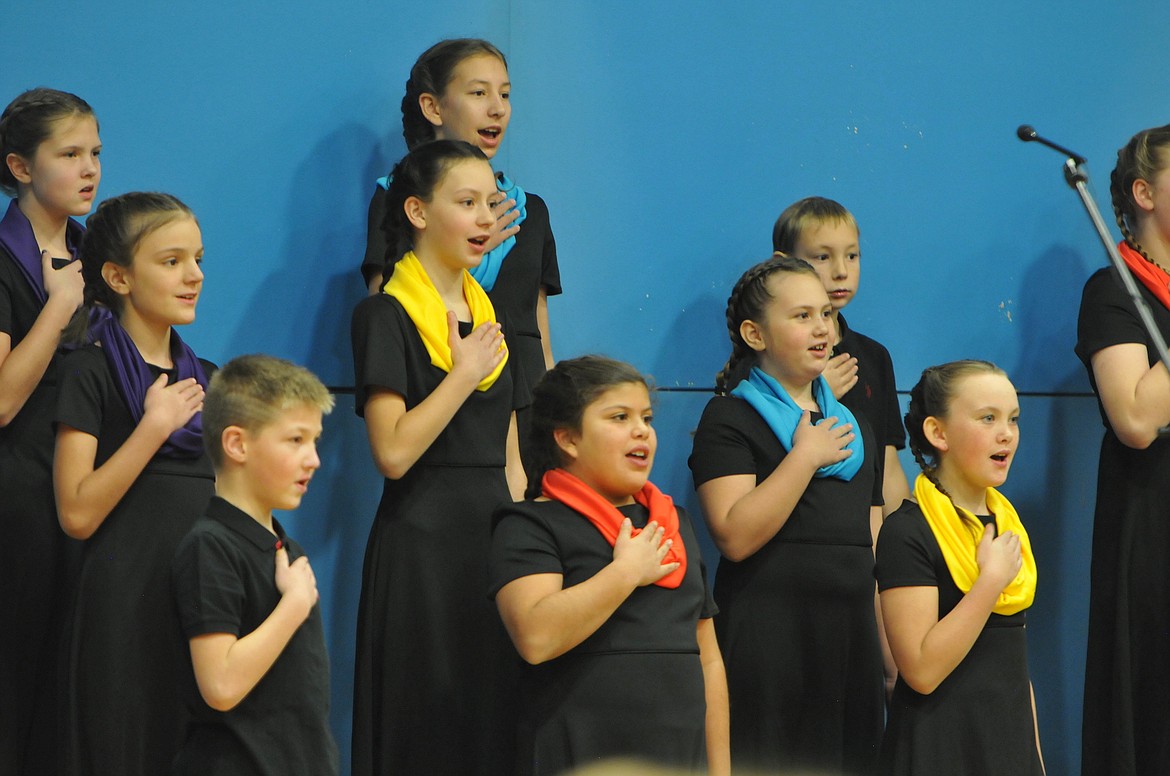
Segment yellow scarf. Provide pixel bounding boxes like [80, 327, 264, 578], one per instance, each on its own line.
[382, 251, 507, 392]
[913, 473, 1037, 616]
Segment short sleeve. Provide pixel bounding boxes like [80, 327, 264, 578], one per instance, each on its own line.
[0, 257, 17, 338]
[55, 347, 109, 437]
[360, 187, 389, 287]
[489, 503, 565, 598]
[874, 507, 939, 592]
[172, 527, 246, 638]
[875, 345, 907, 450]
[1076, 267, 1151, 364]
[350, 294, 409, 416]
[680, 508, 718, 620]
[529, 194, 561, 297]
[689, 397, 761, 488]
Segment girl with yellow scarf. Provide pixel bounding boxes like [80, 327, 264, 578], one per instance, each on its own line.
[349, 139, 522, 776]
[874, 361, 1043, 775]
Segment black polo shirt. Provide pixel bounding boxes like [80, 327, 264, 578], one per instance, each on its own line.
[836, 313, 907, 450]
[172, 496, 338, 775]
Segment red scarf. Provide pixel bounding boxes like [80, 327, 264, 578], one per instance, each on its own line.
[541, 468, 687, 589]
[1119, 240, 1170, 311]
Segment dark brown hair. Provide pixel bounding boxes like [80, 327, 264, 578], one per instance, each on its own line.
[401, 39, 508, 150]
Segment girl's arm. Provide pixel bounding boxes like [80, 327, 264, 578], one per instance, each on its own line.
[495, 519, 677, 665]
[0, 252, 83, 426]
[880, 524, 1022, 694]
[871, 505, 898, 696]
[697, 617, 730, 776]
[696, 411, 854, 561]
[188, 546, 317, 711]
[363, 313, 505, 480]
[537, 288, 553, 369]
[505, 412, 526, 501]
[55, 374, 204, 539]
[882, 446, 911, 517]
[1031, 682, 1045, 774]
[1090, 343, 1170, 449]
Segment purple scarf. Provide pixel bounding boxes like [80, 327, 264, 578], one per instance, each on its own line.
[0, 199, 85, 305]
[89, 311, 208, 459]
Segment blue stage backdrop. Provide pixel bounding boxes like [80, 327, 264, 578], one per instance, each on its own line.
[6, 1, 1167, 772]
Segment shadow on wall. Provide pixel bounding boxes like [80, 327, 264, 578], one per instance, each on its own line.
[1009, 243, 1094, 394]
[222, 120, 406, 385]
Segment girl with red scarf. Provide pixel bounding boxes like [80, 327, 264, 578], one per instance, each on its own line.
[490, 355, 729, 776]
[1077, 124, 1170, 776]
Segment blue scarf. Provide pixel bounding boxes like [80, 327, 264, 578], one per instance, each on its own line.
[376, 170, 527, 292]
[730, 366, 864, 481]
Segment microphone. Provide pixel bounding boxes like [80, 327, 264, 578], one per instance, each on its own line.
[1016, 124, 1087, 165]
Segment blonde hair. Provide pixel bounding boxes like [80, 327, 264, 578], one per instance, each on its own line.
[772, 196, 859, 255]
[203, 354, 334, 468]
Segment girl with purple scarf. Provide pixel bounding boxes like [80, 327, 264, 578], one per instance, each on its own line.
[0, 87, 98, 775]
[54, 192, 215, 776]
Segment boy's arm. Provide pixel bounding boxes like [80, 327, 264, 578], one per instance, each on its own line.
[189, 546, 318, 712]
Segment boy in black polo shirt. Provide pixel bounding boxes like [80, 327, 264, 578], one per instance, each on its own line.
[772, 196, 911, 517]
[172, 354, 338, 775]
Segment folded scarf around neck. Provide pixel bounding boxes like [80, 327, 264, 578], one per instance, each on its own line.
[730, 366, 864, 480]
[469, 172, 527, 292]
[1119, 240, 1170, 311]
[913, 473, 1037, 615]
[88, 309, 208, 459]
[382, 251, 507, 391]
[376, 171, 527, 293]
[541, 468, 687, 589]
[0, 198, 85, 306]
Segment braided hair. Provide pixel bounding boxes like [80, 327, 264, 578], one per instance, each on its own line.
[0, 88, 97, 197]
[771, 196, 859, 254]
[904, 360, 1006, 511]
[63, 192, 195, 343]
[714, 254, 820, 395]
[401, 39, 508, 150]
[1111, 124, 1170, 265]
[524, 355, 650, 499]
[378, 139, 489, 283]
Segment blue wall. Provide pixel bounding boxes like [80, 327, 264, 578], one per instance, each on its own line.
[7, 2, 1169, 773]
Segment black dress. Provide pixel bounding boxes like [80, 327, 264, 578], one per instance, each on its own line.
[350, 293, 519, 776]
[55, 345, 216, 776]
[360, 184, 561, 440]
[688, 395, 885, 774]
[874, 501, 1042, 775]
[1076, 265, 1170, 776]
[490, 499, 717, 775]
[0, 240, 83, 775]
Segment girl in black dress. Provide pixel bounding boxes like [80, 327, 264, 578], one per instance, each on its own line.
[688, 254, 884, 774]
[874, 361, 1042, 775]
[350, 140, 521, 776]
[0, 87, 98, 776]
[53, 193, 214, 775]
[361, 39, 561, 462]
[1077, 123, 1170, 776]
[490, 355, 730, 776]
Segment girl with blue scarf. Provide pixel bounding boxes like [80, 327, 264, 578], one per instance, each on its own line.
[359, 39, 561, 466]
[688, 254, 886, 774]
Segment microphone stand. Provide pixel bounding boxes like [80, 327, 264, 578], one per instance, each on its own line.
[1019, 125, 1170, 434]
